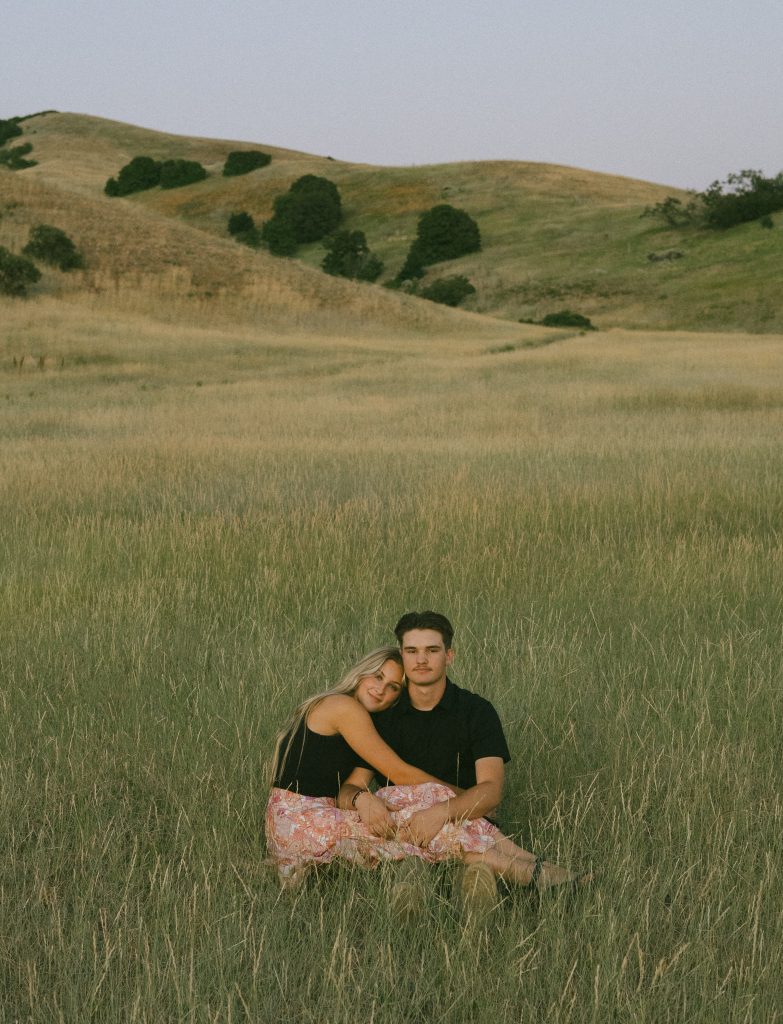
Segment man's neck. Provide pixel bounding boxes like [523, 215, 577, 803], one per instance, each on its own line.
[407, 676, 447, 711]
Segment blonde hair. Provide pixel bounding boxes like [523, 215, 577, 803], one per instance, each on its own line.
[269, 645, 403, 786]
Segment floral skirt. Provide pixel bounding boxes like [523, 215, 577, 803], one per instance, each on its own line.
[265, 782, 501, 884]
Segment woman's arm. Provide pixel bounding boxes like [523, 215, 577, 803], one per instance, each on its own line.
[337, 767, 396, 838]
[319, 695, 440, 786]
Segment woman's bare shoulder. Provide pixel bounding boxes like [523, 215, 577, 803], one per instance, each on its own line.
[307, 694, 362, 731]
[323, 694, 367, 719]
[319, 694, 357, 710]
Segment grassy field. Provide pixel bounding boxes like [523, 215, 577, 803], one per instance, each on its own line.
[1, 292, 782, 1022]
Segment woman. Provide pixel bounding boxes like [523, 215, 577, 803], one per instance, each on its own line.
[266, 646, 583, 894]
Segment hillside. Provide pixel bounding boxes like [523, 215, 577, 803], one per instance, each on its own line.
[2, 111, 781, 332]
[2, 114, 529, 342]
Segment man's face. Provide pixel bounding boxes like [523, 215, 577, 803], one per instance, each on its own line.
[400, 629, 453, 687]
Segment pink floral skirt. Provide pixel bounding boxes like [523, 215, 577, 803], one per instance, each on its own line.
[265, 782, 501, 884]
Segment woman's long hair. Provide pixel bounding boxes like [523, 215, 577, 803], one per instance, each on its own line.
[269, 645, 403, 787]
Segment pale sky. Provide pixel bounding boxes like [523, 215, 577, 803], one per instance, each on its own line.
[5, 0, 782, 189]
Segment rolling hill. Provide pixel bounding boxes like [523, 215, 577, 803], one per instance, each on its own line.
[1, 111, 780, 333]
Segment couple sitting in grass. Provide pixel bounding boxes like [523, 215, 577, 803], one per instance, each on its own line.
[266, 610, 588, 914]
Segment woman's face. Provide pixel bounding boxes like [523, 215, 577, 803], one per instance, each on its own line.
[354, 659, 404, 713]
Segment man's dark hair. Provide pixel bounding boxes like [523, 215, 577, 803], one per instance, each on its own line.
[394, 611, 454, 649]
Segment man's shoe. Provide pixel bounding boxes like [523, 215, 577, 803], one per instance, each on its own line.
[456, 861, 498, 919]
[388, 859, 428, 923]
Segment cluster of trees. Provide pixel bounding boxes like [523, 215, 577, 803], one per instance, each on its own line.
[225, 176, 482, 305]
[100, 150, 481, 307]
[375, 204, 481, 307]
[223, 151, 271, 177]
[23, 224, 84, 270]
[316, 210, 481, 302]
[0, 116, 36, 170]
[227, 175, 359, 262]
[226, 174, 388, 281]
[0, 118, 23, 146]
[643, 169, 783, 230]
[105, 156, 207, 196]
[0, 247, 40, 296]
[322, 230, 383, 282]
[700, 170, 783, 228]
[0, 224, 84, 296]
[227, 211, 262, 249]
[0, 141, 36, 170]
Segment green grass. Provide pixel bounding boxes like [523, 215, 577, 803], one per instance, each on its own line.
[1, 303, 783, 1021]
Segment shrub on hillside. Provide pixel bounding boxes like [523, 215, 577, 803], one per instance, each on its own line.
[105, 156, 162, 197]
[227, 211, 262, 247]
[0, 246, 41, 296]
[0, 142, 37, 170]
[223, 151, 271, 177]
[415, 204, 481, 263]
[396, 245, 426, 282]
[419, 275, 476, 307]
[396, 204, 481, 281]
[261, 216, 298, 256]
[228, 211, 256, 236]
[641, 195, 700, 227]
[0, 119, 23, 146]
[22, 225, 84, 271]
[538, 310, 596, 330]
[159, 159, 207, 190]
[321, 230, 383, 282]
[280, 175, 342, 242]
[263, 175, 342, 255]
[237, 227, 263, 248]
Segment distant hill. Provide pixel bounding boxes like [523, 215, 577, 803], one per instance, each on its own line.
[2, 111, 781, 333]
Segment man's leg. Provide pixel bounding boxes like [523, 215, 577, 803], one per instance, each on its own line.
[386, 858, 429, 922]
[455, 860, 499, 919]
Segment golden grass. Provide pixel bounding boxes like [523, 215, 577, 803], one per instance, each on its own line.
[2, 303, 782, 1021]
[2, 174, 543, 339]
[18, 111, 308, 193]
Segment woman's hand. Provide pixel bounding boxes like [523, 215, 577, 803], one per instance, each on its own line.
[355, 791, 397, 839]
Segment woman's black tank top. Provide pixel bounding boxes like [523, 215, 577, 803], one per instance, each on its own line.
[273, 718, 366, 798]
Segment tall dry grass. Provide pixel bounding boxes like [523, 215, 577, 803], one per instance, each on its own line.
[1, 299, 782, 1021]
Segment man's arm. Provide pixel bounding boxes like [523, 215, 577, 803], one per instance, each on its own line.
[400, 756, 504, 847]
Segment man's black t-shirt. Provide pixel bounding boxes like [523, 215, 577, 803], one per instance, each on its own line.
[372, 678, 511, 790]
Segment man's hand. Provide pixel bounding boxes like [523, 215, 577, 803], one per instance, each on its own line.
[355, 791, 396, 839]
[399, 802, 450, 848]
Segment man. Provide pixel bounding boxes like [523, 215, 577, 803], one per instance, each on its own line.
[338, 610, 512, 908]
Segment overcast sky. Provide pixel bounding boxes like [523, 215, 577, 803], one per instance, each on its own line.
[5, 0, 782, 189]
